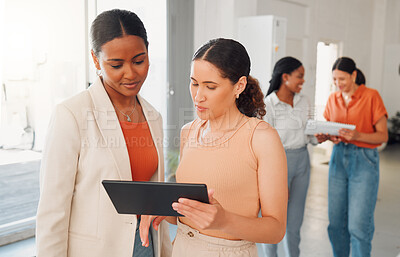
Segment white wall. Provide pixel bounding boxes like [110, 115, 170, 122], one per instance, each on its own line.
[369, 0, 387, 92]
[381, 0, 400, 118]
[256, 0, 379, 114]
[0, 0, 4, 130]
[1, 0, 86, 150]
[193, 0, 400, 119]
[257, 0, 314, 101]
[194, 0, 257, 50]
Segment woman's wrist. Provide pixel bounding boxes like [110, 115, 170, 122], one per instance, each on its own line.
[165, 216, 177, 225]
[219, 210, 239, 234]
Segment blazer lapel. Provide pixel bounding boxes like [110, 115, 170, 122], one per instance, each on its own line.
[88, 77, 131, 180]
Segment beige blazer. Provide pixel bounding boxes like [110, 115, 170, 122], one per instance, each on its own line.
[36, 77, 172, 257]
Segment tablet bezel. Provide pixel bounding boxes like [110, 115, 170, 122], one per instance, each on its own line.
[102, 180, 209, 216]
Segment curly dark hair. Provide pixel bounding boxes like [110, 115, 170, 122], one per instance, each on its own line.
[236, 75, 266, 118]
[192, 38, 266, 119]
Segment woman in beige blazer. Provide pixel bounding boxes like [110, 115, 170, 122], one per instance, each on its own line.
[36, 9, 172, 257]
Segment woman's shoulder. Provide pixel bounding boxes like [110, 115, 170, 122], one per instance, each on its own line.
[297, 92, 309, 101]
[181, 118, 202, 133]
[251, 118, 275, 132]
[328, 90, 340, 99]
[264, 92, 277, 104]
[57, 90, 92, 113]
[180, 119, 202, 143]
[47, 90, 92, 130]
[362, 86, 382, 98]
[246, 117, 275, 135]
[249, 118, 282, 156]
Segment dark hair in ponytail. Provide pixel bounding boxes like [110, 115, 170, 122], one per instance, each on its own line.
[332, 57, 365, 85]
[331, 57, 356, 74]
[266, 57, 302, 96]
[355, 68, 365, 85]
[192, 38, 266, 119]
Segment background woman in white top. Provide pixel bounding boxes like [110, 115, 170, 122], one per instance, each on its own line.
[262, 56, 316, 257]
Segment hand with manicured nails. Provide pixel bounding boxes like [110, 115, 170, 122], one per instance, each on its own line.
[140, 189, 225, 247]
[172, 189, 227, 231]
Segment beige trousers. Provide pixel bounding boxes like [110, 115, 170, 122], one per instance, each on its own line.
[172, 220, 258, 257]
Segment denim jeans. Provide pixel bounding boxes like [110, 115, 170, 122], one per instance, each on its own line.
[328, 142, 379, 257]
[133, 216, 154, 257]
[262, 146, 310, 257]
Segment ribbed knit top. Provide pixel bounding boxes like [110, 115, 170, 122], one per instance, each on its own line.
[120, 121, 158, 181]
[176, 117, 263, 240]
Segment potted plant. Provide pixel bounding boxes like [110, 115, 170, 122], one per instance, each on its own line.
[388, 111, 400, 144]
[165, 149, 179, 182]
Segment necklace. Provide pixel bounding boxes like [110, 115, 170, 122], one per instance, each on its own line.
[341, 92, 351, 105]
[199, 126, 227, 145]
[342, 92, 350, 99]
[199, 114, 245, 145]
[113, 99, 137, 122]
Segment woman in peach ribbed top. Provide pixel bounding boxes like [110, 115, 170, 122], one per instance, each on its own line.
[176, 117, 263, 240]
[140, 38, 288, 257]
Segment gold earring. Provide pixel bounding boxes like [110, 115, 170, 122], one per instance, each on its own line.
[236, 94, 240, 99]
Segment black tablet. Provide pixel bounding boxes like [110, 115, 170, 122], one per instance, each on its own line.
[102, 180, 209, 216]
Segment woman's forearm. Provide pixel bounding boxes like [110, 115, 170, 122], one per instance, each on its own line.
[352, 116, 388, 144]
[355, 131, 388, 144]
[221, 212, 286, 244]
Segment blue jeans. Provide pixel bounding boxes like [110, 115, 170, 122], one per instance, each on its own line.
[133, 216, 154, 257]
[328, 143, 379, 257]
[262, 147, 310, 257]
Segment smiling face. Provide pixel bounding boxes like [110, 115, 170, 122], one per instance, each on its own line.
[283, 66, 305, 94]
[91, 35, 149, 101]
[190, 60, 243, 121]
[332, 69, 357, 93]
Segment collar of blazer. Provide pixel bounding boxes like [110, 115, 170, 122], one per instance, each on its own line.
[87, 77, 163, 181]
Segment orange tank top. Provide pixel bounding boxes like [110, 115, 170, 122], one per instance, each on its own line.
[120, 121, 158, 181]
[176, 117, 263, 240]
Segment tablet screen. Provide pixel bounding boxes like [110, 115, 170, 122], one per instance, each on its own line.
[102, 180, 209, 216]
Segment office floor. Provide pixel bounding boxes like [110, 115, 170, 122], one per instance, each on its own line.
[0, 145, 399, 257]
